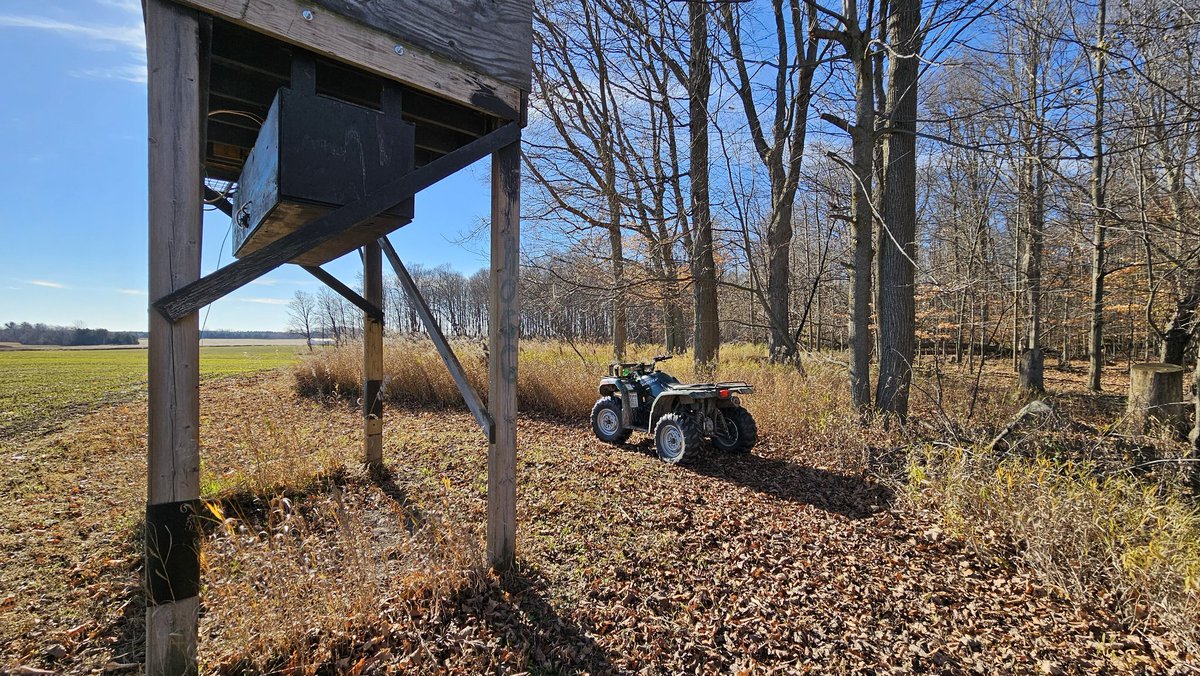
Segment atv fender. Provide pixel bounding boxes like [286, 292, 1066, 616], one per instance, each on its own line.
[648, 393, 694, 432]
[599, 377, 636, 430]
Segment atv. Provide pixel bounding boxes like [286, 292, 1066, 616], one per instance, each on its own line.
[590, 354, 757, 463]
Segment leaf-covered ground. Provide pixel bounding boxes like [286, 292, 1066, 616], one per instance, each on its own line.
[1, 370, 1194, 673]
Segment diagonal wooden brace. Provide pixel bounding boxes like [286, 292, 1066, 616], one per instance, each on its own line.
[203, 186, 234, 217]
[301, 265, 383, 321]
[152, 122, 521, 323]
[380, 236, 495, 442]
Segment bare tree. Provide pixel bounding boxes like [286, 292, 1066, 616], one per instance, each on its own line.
[1087, 0, 1108, 390]
[874, 0, 922, 416]
[287, 290, 317, 351]
[529, 0, 630, 359]
[716, 0, 821, 363]
[812, 0, 880, 410]
[688, 0, 720, 369]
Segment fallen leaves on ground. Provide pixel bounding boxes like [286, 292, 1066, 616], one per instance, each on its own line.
[0, 372, 1194, 674]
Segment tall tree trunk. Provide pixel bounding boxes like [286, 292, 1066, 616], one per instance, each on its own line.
[767, 200, 795, 360]
[1160, 163, 1198, 365]
[842, 14, 876, 411]
[875, 0, 921, 417]
[718, 0, 815, 363]
[1160, 276, 1199, 365]
[688, 0, 719, 369]
[1012, 211, 1021, 372]
[1020, 153, 1046, 391]
[1088, 0, 1107, 391]
[1019, 47, 1046, 393]
[609, 221, 627, 360]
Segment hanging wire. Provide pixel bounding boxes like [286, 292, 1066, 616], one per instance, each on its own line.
[198, 108, 260, 332]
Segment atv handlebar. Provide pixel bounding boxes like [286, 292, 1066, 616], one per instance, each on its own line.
[609, 354, 674, 378]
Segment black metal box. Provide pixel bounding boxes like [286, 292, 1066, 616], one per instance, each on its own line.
[232, 87, 415, 266]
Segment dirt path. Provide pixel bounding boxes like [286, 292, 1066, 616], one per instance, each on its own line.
[0, 373, 1186, 673]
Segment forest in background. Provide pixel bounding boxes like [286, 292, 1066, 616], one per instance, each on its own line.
[292, 0, 1199, 423]
[0, 322, 139, 347]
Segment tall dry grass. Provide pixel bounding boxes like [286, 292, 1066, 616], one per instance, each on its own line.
[294, 339, 880, 464]
[191, 376, 484, 670]
[908, 446, 1200, 651]
[295, 339, 1200, 653]
[200, 477, 481, 672]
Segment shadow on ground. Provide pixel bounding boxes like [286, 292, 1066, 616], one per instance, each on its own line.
[443, 566, 615, 673]
[370, 465, 425, 533]
[630, 440, 893, 519]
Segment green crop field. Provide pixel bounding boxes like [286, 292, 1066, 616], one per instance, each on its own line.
[0, 345, 303, 438]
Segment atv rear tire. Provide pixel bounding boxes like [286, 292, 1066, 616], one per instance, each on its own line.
[654, 412, 702, 464]
[591, 396, 631, 444]
[711, 406, 757, 454]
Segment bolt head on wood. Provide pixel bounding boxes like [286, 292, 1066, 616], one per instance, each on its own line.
[301, 9, 314, 20]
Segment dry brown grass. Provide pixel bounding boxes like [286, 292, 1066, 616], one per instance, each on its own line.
[4, 341, 1196, 671]
[200, 472, 482, 672]
[907, 445, 1200, 655]
[192, 377, 488, 671]
[296, 339, 1200, 658]
[294, 339, 882, 465]
[0, 372, 493, 673]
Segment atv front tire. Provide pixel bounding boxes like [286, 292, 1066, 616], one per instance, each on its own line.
[654, 412, 702, 464]
[591, 396, 631, 444]
[711, 406, 758, 454]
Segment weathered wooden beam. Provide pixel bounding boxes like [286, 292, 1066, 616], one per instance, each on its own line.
[362, 242, 385, 466]
[153, 121, 521, 322]
[380, 237, 494, 441]
[300, 265, 383, 321]
[145, 0, 203, 672]
[487, 138, 520, 572]
[204, 185, 234, 217]
[307, 0, 533, 91]
[172, 0, 522, 120]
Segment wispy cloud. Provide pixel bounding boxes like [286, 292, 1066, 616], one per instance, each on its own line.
[97, 0, 142, 14]
[238, 297, 289, 306]
[0, 15, 145, 51]
[28, 280, 66, 289]
[0, 8, 146, 83]
[118, 288, 147, 296]
[73, 63, 146, 84]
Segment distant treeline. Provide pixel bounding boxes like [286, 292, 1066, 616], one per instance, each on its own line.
[128, 330, 305, 340]
[1, 322, 139, 346]
[199, 330, 304, 340]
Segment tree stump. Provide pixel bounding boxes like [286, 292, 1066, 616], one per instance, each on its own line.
[1019, 348, 1044, 392]
[1127, 363, 1187, 434]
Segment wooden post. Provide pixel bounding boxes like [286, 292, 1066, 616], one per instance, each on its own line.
[487, 138, 520, 571]
[1128, 363, 1187, 434]
[145, 0, 203, 672]
[363, 241, 384, 466]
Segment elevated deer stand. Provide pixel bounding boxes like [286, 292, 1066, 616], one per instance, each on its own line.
[143, 1, 530, 671]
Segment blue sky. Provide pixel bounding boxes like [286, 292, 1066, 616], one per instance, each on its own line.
[0, 0, 493, 332]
